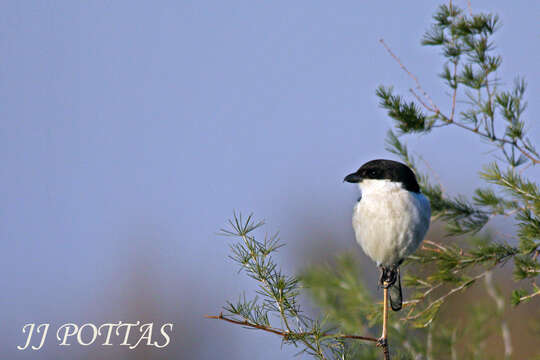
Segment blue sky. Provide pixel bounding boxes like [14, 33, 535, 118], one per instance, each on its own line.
[1, 1, 538, 358]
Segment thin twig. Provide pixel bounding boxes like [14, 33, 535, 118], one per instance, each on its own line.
[206, 313, 287, 336]
[424, 240, 449, 252]
[409, 88, 436, 113]
[205, 313, 379, 342]
[518, 289, 540, 302]
[417, 154, 447, 194]
[379, 38, 439, 113]
[405, 271, 489, 323]
[404, 283, 443, 320]
[443, 115, 539, 164]
[239, 234, 326, 358]
[336, 334, 378, 342]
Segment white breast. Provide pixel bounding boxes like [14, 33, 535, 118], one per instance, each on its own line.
[352, 179, 431, 267]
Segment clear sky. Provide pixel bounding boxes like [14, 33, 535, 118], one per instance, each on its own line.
[1, 1, 538, 359]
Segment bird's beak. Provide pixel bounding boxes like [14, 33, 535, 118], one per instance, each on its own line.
[344, 172, 362, 183]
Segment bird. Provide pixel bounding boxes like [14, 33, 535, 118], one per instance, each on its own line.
[344, 159, 431, 311]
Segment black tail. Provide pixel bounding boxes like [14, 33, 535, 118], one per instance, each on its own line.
[389, 268, 402, 311]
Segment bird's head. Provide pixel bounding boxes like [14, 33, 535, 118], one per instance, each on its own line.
[344, 159, 420, 193]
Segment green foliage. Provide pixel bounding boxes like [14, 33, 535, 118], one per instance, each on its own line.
[211, 3, 539, 359]
[301, 255, 382, 359]
[379, 4, 537, 168]
[510, 289, 528, 306]
[376, 87, 431, 133]
[216, 213, 384, 360]
[301, 255, 379, 329]
[379, 1, 539, 313]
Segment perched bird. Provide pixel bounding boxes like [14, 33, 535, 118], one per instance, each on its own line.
[344, 159, 431, 311]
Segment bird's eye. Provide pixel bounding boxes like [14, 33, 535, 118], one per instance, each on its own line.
[369, 170, 377, 177]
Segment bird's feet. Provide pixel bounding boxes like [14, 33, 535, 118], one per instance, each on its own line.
[378, 266, 398, 288]
[376, 337, 387, 348]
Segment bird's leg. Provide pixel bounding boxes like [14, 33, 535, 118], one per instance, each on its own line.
[378, 265, 385, 289]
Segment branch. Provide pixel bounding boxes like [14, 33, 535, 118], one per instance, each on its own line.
[409, 88, 435, 114]
[518, 289, 540, 302]
[206, 313, 287, 337]
[404, 271, 489, 325]
[205, 313, 378, 342]
[442, 120, 540, 164]
[379, 38, 439, 113]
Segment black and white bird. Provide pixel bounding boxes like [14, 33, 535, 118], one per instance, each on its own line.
[344, 159, 431, 311]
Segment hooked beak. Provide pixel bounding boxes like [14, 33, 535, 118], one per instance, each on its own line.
[344, 172, 362, 183]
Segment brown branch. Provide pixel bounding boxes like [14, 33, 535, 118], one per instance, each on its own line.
[205, 313, 288, 337]
[514, 144, 540, 164]
[421, 245, 443, 254]
[410, 88, 436, 112]
[423, 240, 449, 252]
[438, 113, 539, 164]
[336, 334, 378, 342]
[380, 38, 439, 113]
[417, 154, 447, 194]
[205, 313, 378, 342]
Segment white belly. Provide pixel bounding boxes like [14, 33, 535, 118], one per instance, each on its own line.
[352, 181, 431, 266]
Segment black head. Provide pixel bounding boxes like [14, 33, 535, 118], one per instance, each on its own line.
[344, 159, 420, 193]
